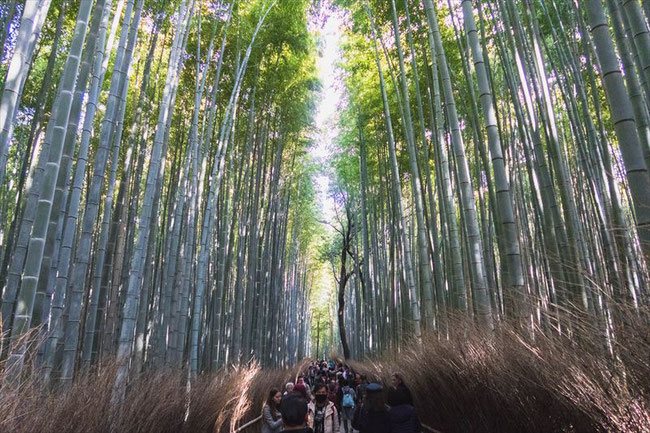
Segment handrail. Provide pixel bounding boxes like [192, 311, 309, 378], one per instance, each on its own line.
[232, 414, 262, 433]
[422, 422, 442, 433]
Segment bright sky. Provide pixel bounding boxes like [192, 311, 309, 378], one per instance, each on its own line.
[310, 3, 345, 225]
[306, 3, 346, 328]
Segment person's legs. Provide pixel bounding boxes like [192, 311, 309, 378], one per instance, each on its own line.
[342, 408, 351, 433]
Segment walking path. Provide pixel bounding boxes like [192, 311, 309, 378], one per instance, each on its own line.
[234, 360, 441, 433]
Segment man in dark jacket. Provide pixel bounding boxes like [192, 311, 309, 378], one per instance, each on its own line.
[387, 387, 422, 433]
[280, 393, 314, 433]
[352, 383, 391, 433]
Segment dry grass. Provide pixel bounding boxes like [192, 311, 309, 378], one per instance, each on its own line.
[0, 360, 303, 433]
[348, 307, 650, 433]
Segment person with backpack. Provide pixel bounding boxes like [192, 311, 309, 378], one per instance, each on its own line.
[339, 379, 356, 433]
[387, 386, 421, 433]
[262, 388, 284, 433]
[308, 384, 340, 433]
[351, 383, 391, 433]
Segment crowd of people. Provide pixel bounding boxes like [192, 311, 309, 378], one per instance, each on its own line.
[261, 360, 422, 433]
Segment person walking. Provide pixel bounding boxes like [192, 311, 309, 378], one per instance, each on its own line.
[326, 375, 339, 406]
[294, 375, 312, 401]
[308, 384, 340, 433]
[279, 393, 313, 433]
[284, 382, 295, 395]
[387, 386, 421, 433]
[339, 379, 356, 433]
[390, 373, 413, 406]
[314, 374, 325, 388]
[351, 383, 391, 433]
[310, 363, 317, 385]
[355, 375, 368, 405]
[353, 373, 361, 389]
[262, 389, 284, 433]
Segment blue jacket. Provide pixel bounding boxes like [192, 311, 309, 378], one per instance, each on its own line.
[388, 404, 421, 433]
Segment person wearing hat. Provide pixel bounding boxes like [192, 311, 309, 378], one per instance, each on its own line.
[351, 383, 391, 433]
[280, 392, 314, 433]
[284, 382, 295, 395]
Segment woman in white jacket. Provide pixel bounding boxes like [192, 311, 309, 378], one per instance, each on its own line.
[308, 384, 340, 433]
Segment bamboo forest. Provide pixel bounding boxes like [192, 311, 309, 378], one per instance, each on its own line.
[0, 0, 649, 431]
